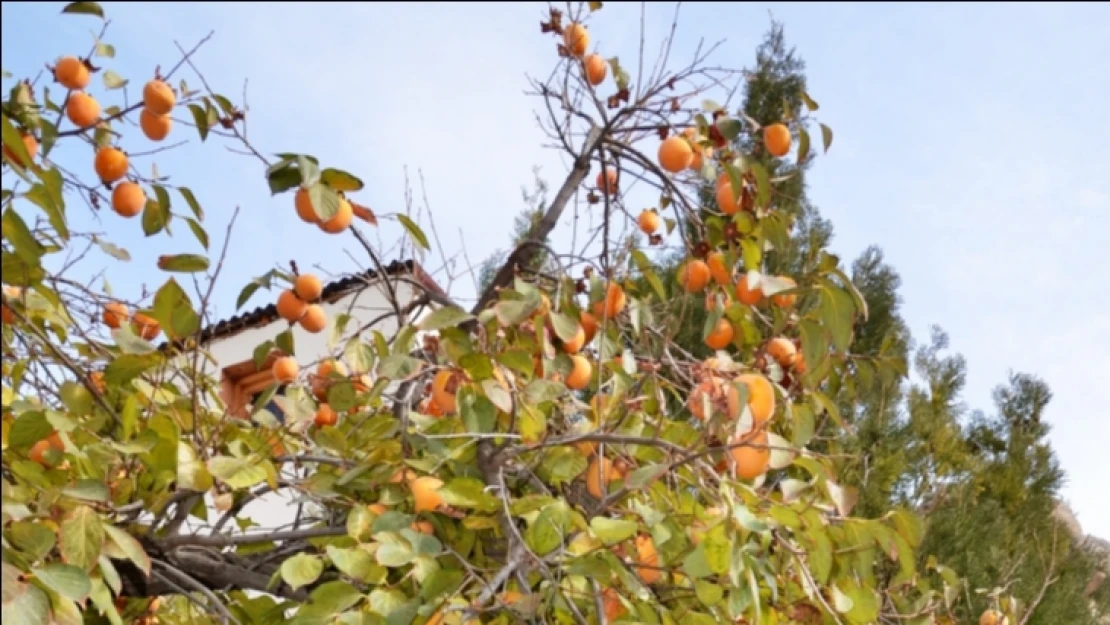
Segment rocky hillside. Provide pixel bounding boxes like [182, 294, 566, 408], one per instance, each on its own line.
[1053, 501, 1109, 622]
[1054, 502, 1110, 569]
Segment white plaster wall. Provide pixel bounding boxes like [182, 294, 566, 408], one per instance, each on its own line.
[205, 278, 425, 378]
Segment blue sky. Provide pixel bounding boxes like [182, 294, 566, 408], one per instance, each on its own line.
[3, 3, 1108, 537]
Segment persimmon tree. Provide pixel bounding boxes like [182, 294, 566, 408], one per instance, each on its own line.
[2, 3, 1022, 625]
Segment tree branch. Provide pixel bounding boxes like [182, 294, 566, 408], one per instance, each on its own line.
[160, 525, 346, 549]
[470, 126, 603, 316]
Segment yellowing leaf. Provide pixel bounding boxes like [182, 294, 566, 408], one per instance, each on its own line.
[281, 553, 323, 590]
[418, 306, 475, 331]
[157, 254, 210, 273]
[825, 481, 859, 517]
[207, 456, 271, 489]
[177, 442, 212, 491]
[397, 214, 429, 251]
[59, 506, 103, 572]
[103, 525, 150, 577]
[590, 517, 638, 546]
[61, 2, 104, 18]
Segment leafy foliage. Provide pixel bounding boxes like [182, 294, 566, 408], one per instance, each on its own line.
[4, 4, 1098, 625]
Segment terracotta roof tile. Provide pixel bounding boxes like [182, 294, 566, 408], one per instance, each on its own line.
[161, 259, 445, 350]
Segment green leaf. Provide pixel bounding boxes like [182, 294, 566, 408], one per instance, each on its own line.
[306, 581, 364, 618]
[491, 300, 527, 328]
[306, 182, 339, 221]
[267, 330, 290, 359]
[94, 41, 115, 58]
[624, 463, 666, 489]
[812, 390, 848, 432]
[806, 527, 833, 584]
[101, 70, 126, 90]
[396, 214, 429, 251]
[50, 593, 84, 625]
[750, 160, 770, 209]
[188, 103, 208, 141]
[536, 447, 587, 486]
[344, 339, 375, 374]
[695, 579, 723, 607]
[23, 180, 68, 241]
[266, 160, 301, 195]
[177, 441, 213, 491]
[392, 324, 418, 356]
[104, 353, 161, 385]
[438, 477, 499, 511]
[716, 117, 743, 141]
[831, 268, 869, 322]
[297, 155, 321, 187]
[320, 168, 364, 192]
[178, 187, 204, 219]
[608, 56, 630, 91]
[326, 546, 374, 581]
[371, 511, 414, 535]
[103, 525, 151, 576]
[525, 502, 571, 556]
[61, 2, 103, 18]
[209, 94, 234, 116]
[590, 517, 638, 546]
[549, 311, 580, 343]
[890, 508, 924, 549]
[796, 126, 811, 163]
[820, 123, 833, 153]
[94, 237, 130, 261]
[157, 254, 209, 273]
[141, 199, 168, 236]
[798, 319, 827, 380]
[375, 542, 414, 568]
[801, 91, 819, 111]
[2, 114, 34, 168]
[419, 568, 464, 602]
[419, 305, 474, 331]
[10, 521, 56, 560]
[740, 238, 761, 272]
[732, 504, 770, 533]
[377, 355, 421, 379]
[87, 575, 122, 625]
[281, 553, 323, 591]
[818, 284, 856, 352]
[59, 506, 104, 572]
[61, 479, 109, 502]
[111, 325, 155, 355]
[208, 456, 271, 489]
[152, 185, 172, 217]
[682, 544, 713, 579]
[524, 379, 564, 404]
[460, 392, 495, 435]
[33, 564, 91, 603]
[839, 580, 879, 624]
[152, 277, 199, 340]
[631, 249, 666, 300]
[2, 208, 44, 265]
[9, 412, 53, 450]
[185, 217, 208, 250]
[0, 581, 50, 625]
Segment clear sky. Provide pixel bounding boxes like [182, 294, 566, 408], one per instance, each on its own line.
[3, 2, 1108, 538]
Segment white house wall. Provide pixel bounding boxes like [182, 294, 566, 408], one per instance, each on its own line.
[204, 278, 426, 379]
[175, 278, 438, 555]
